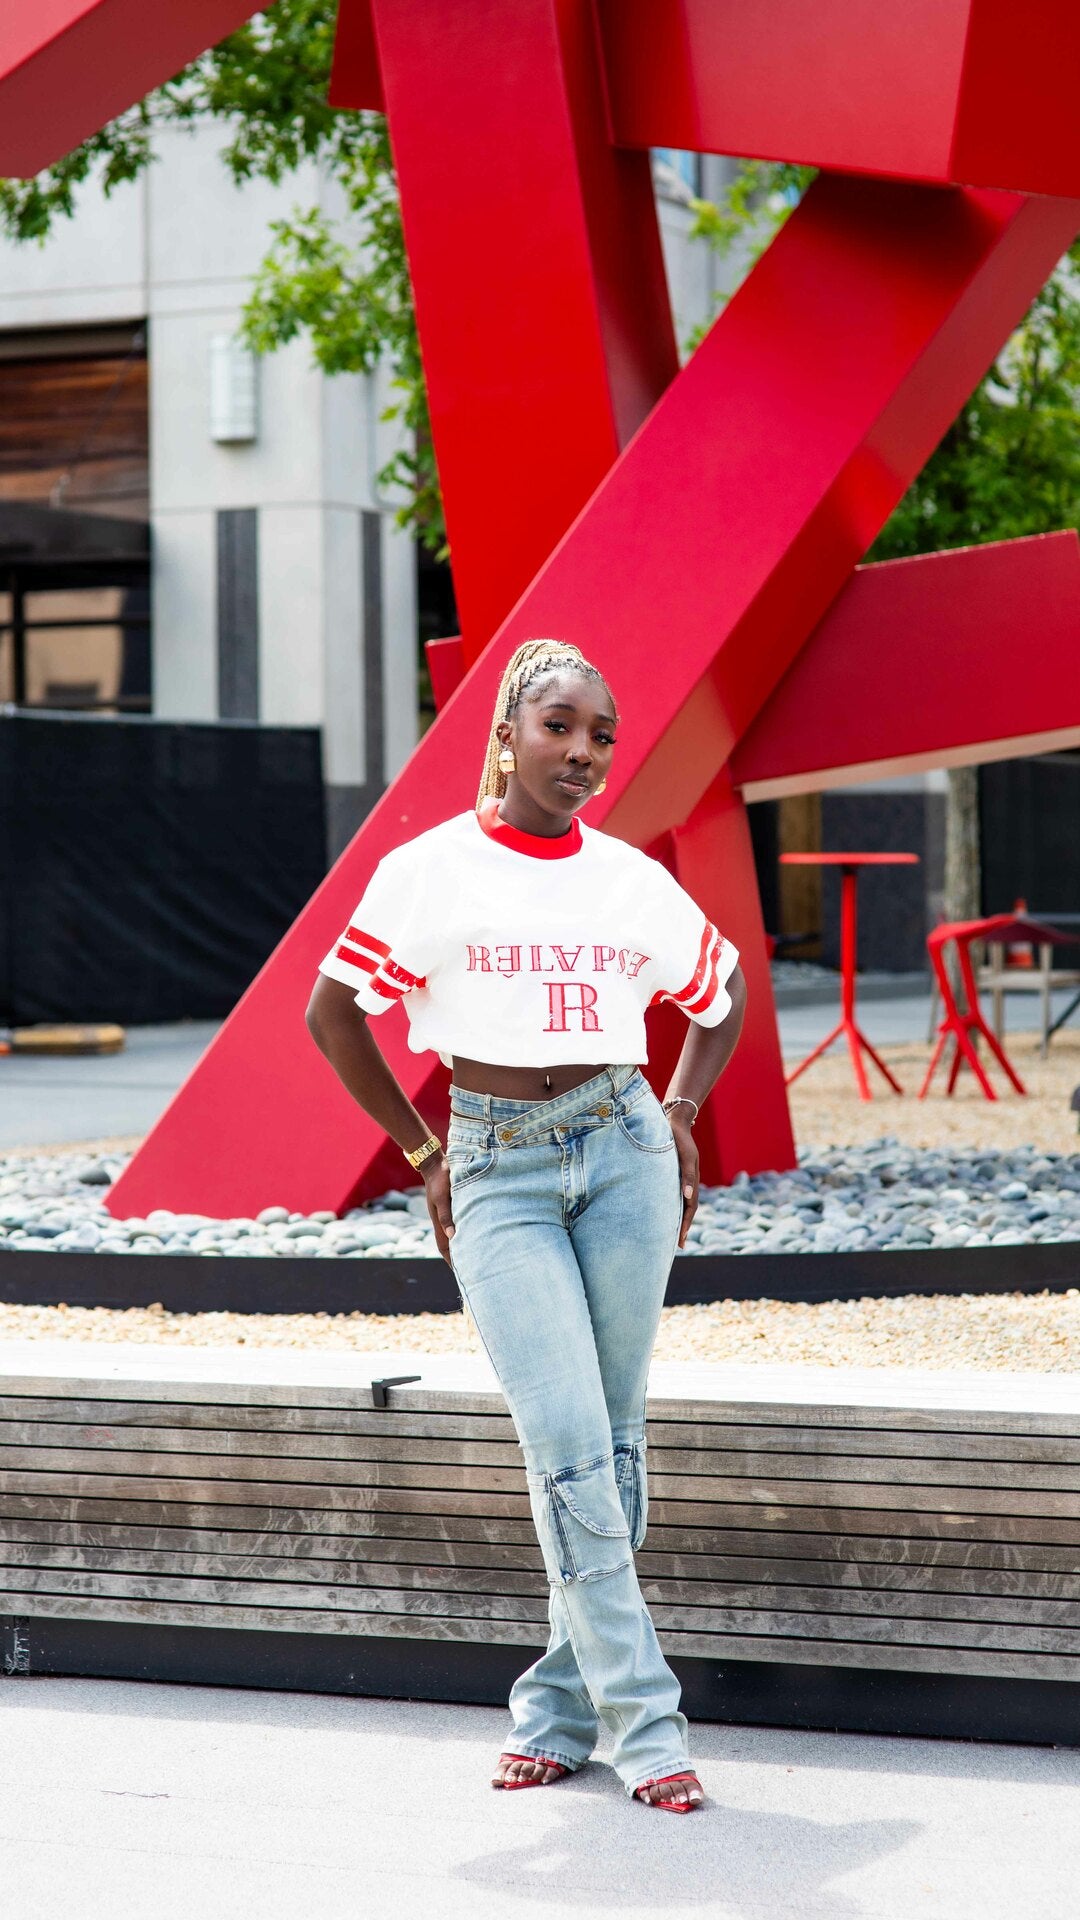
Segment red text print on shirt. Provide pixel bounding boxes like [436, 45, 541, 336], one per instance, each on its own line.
[465, 942, 651, 978]
[544, 983, 601, 1032]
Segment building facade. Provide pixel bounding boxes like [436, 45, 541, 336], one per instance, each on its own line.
[0, 132, 747, 862]
[0, 124, 419, 859]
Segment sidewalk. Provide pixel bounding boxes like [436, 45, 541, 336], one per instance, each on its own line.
[1, 1677, 1076, 1919]
[0, 1020, 218, 1150]
[5, 982, 1077, 1151]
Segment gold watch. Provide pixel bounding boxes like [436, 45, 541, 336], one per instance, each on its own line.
[403, 1133, 443, 1169]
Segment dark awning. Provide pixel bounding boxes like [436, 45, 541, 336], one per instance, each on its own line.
[0, 502, 149, 566]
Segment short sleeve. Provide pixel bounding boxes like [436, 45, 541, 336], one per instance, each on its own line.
[317, 846, 434, 1017]
[645, 863, 740, 1029]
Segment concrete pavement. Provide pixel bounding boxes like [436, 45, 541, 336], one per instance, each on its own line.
[1, 1021, 218, 1150]
[1, 1677, 1076, 1919]
[5, 979, 1078, 1151]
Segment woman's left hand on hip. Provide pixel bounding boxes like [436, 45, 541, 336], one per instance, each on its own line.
[669, 1112, 699, 1249]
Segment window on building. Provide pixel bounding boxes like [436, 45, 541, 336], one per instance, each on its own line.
[0, 323, 150, 710]
[0, 581, 150, 710]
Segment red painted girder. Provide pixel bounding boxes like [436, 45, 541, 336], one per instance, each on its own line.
[511, 179, 1080, 851]
[732, 532, 1080, 800]
[0, 0, 263, 177]
[366, 0, 678, 660]
[669, 776, 795, 1184]
[951, 3, 1080, 199]
[614, 800, 794, 1185]
[108, 175, 1079, 1219]
[424, 636, 465, 715]
[596, 0, 1080, 197]
[7, 0, 1079, 199]
[327, 0, 382, 112]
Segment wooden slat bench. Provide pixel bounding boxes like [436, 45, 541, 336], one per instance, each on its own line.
[2, 1345, 1078, 1741]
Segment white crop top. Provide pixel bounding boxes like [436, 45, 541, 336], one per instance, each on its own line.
[317, 797, 740, 1070]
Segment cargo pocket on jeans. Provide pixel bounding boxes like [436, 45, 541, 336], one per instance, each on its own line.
[531, 1454, 633, 1584]
[614, 1440, 649, 1550]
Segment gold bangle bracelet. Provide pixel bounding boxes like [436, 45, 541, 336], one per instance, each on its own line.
[403, 1133, 443, 1169]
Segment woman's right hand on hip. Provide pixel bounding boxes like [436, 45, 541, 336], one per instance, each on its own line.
[423, 1154, 456, 1265]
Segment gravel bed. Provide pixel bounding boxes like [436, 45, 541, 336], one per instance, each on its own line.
[5, 1028, 1078, 1369]
[3, 1136, 1080, 1259]
[0, 1290, 1076, 1371]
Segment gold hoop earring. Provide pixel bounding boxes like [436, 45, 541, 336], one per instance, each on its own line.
[594, 778, 607, 795]
[497, 748, 516, 774]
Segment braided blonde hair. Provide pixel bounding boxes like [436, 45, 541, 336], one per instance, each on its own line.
[476, 639, 613, 810]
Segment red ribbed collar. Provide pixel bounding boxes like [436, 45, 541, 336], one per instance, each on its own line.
[477, 795, 582, 859]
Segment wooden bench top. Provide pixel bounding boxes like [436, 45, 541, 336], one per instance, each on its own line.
[1, 1339, 1078, 1424]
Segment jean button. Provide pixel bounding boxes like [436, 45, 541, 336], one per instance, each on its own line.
[498, 1127, 515, 1142]
[597, 1103, 611, 1118]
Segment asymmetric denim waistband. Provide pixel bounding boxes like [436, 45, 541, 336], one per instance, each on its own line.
[448, 1062, 642, 1139]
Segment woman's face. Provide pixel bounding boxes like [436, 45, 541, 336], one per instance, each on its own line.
[497, 669, 618, 825]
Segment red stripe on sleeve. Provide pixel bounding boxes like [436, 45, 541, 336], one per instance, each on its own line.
[346, 923, 391, 960]
[335, 945, 378, 975]
[382, 956, 426, 990]
[682, 936, 727, 1017]
[335, 936, 425, 999]
[368, 975, 408, 1002]
[649, 921, 720, 1010]
[670, 923, 715, 1006]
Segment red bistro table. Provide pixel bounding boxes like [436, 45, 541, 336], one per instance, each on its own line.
[780, 853, 921, 1100]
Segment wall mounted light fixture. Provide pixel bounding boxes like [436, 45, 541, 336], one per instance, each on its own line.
[209, 335, 258, 444]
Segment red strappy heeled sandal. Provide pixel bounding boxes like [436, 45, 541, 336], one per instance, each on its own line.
[493, 1752, 570, 1789]
[635, 1771, 704, 1812]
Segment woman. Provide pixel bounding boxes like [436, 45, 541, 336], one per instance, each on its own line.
[306, 638, 746, 1813]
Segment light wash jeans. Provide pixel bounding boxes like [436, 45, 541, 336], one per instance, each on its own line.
[446, 1063, 688, 1797]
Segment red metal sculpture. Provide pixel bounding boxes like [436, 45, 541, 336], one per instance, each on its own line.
[2, 2, 1079, 1215]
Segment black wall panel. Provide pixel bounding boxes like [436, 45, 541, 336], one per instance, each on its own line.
[0, 712, 326, 1024]
[820, 790, 939, 972]
[980, 753, 1080, 919]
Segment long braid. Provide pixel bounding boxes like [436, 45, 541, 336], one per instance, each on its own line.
[476, 639, 610, 810]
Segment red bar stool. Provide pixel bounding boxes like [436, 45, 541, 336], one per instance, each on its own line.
[780, 851, 919, 1099]
[919, 914, 1062, 1099]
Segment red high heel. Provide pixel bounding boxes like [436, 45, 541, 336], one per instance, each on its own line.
[493, 1752, 570, 1789]
[635, 1771, 704, 1812]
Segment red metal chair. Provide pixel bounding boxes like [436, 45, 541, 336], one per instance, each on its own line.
[920, 914, 1072, 1100]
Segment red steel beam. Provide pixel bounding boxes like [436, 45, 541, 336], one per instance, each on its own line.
[363, 0, 678, 657]
[7, 0, 1080, 200]
[108, 175, 1080, 1219]
[669, 776, 796, 1182]
[511, 180, 1080, 852]
[326, 0, 382, 112]
[0, 0, 263, 177]
[732, 532, 1080, 800]
[330, 0, 1080, 201]
[951, 2, 1080, 199]
[596, 0, 1080, 197]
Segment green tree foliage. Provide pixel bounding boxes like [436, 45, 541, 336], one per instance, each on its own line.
[869, 253, 1080, 561]
[685, 160, 814, 348]
[689, 162, 1080, 559]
